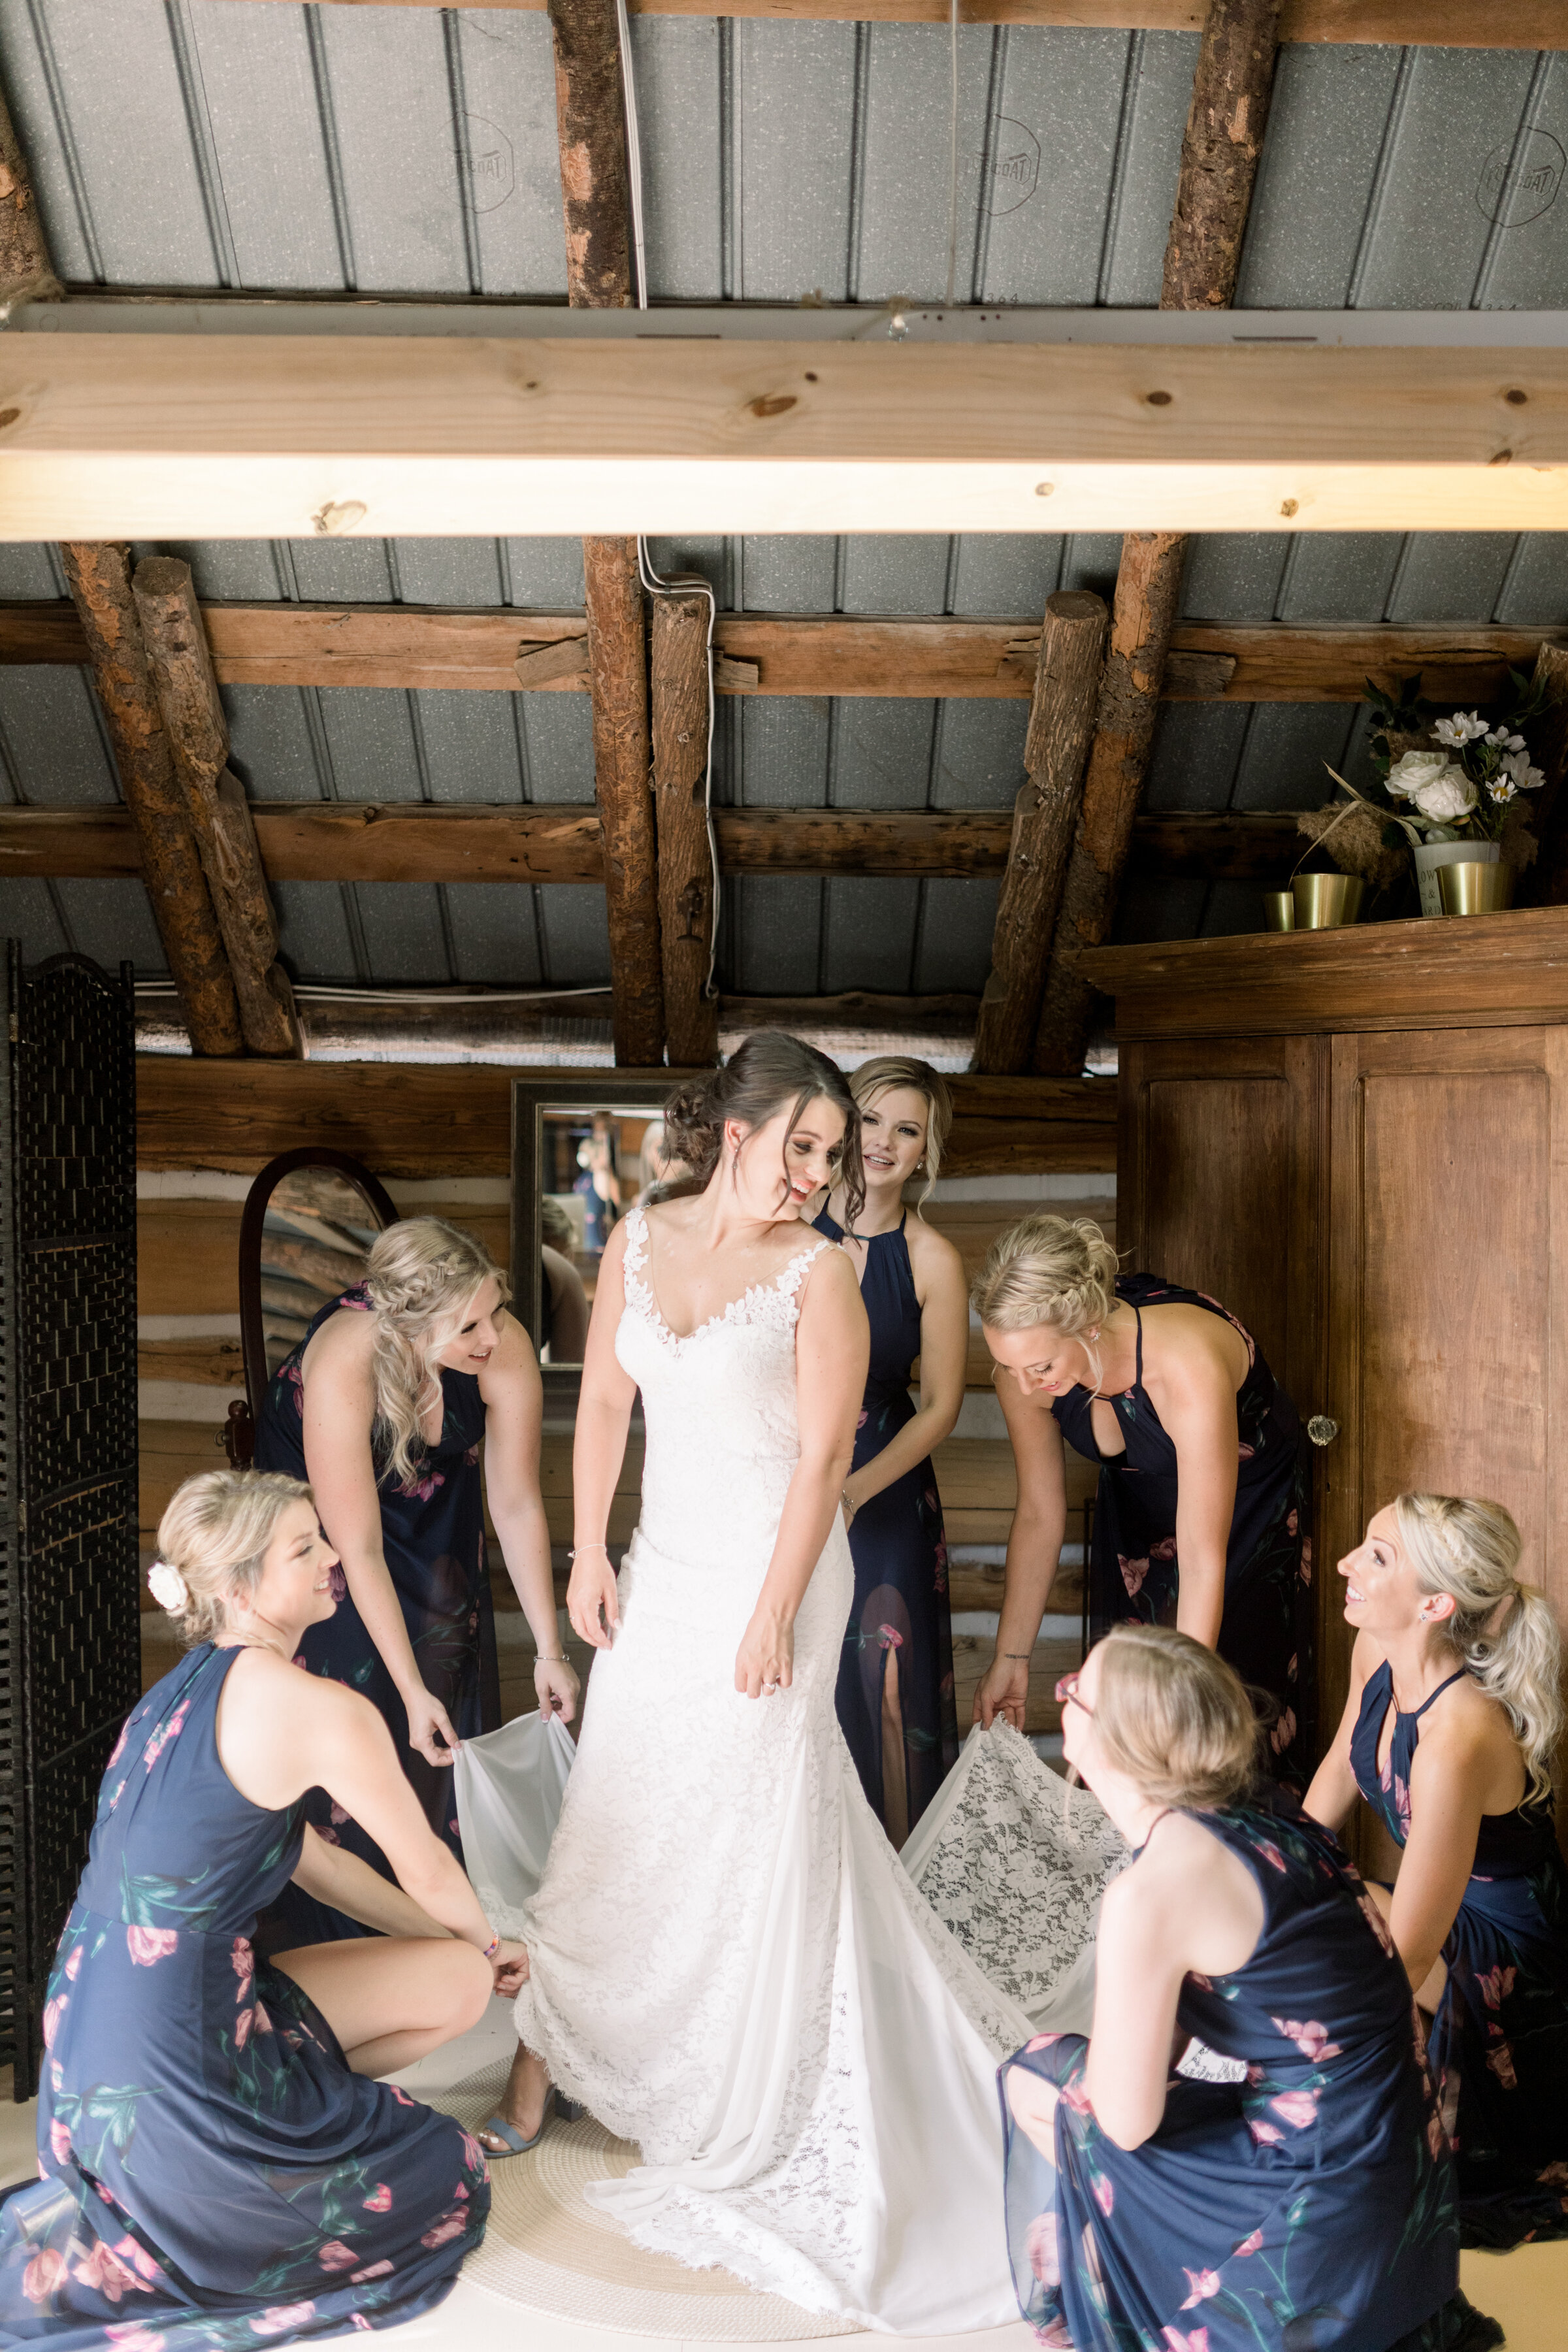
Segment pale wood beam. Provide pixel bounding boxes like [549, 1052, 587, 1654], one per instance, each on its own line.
[3, 336, 1566, 540]
[0, 802, 1303, 885]
[218, 3, 1567, 54]
[1034, 0, 1279, 1075]
[973, 590, 1107, 1077]
[547, 0, 664, 1068]
[1, 603, 1558, 709]
[59, 543, 242, 1055]
[651, 591, 720, 1066]
[131, 557, 301, 1058]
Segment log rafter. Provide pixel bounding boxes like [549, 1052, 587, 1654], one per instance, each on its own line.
[0, 602, 1556, 709]
[1034, 0, 1281, 1075]
[218, 3, 1567, 51]
[0, 802, 1306, 885]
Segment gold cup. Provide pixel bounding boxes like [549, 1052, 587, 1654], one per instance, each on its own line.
[1292, 872, 1364, 930]
[1437, 860, 1514, 917]
[1263, 890, 1296, 932]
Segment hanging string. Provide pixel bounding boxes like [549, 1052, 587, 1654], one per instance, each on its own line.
[613, 0, 722, 1011]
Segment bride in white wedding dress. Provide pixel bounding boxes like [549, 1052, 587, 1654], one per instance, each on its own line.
[492, 1035, 1087, 2336]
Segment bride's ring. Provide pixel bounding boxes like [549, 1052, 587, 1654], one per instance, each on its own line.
[763, 1679, 779, 1695]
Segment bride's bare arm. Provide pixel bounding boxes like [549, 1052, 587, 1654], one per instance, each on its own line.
[567, 1218, 638, 1648]
[736, 1248, 869, 1699]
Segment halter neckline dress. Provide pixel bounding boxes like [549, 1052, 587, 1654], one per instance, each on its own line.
[255, 1284, 500, 1944]
[1351, 1657, 1568, 2247]
[813, 1207, 958, 1833]
[0, 1642, 489, 2348]
[1051, 1272, 1315, 1780]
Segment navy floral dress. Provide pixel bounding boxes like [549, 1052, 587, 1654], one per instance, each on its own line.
[1001, 1799, 1461, 2352]
[255, 1287, 500, 1943]
[814, 1209, 958, 1834]
[0, 1644, 489, 2349]
[1052, 1274, 1315, 1782]
[1352, 1659, 1568, 2248]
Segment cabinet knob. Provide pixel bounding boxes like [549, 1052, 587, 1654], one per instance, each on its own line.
[1307, 1415, 1339, 1448]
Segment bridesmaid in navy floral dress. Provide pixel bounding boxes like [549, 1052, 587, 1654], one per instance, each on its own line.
[815, 1058, 968, 1842]
[1307, 1492, 1568, 2249]
[974, 1217, 1313, 1783]
[256, 1220, 574, 1943]
[0, 1472, 508, 2350]
[1002, 1626, 1482, 2352]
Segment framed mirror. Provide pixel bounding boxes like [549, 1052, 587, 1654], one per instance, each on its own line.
[226, 1148, 400, 1464]
[512, 1075, 682, 1390]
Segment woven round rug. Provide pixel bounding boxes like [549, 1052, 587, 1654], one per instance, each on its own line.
[429, 2061, 864, 2342]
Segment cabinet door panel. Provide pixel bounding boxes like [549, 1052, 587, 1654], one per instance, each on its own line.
[1326, 1028, 1568, 1768]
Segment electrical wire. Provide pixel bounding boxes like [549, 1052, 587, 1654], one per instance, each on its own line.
[613, 0, 722, 1017]
[945, 0, 960, 310]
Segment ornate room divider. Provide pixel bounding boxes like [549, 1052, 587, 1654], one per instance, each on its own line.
[0, 949, 139, 2100]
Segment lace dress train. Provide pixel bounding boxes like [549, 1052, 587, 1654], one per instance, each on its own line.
[512, 1209, 1033, 2335]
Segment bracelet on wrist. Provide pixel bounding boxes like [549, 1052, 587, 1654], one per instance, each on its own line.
[569, 1543, 610, 1560]
[482, 1930, 500, 1961]
[534, 1653, 569, 1667]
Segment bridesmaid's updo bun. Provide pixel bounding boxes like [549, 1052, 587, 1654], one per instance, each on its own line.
[971, 1212, 1120, 1338]
[1091, 1625, 1259, 1810]
[663, 1033, 865, 1228]
[152, 1469, 316, 1648]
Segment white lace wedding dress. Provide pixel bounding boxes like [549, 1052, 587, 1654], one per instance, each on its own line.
[513, 1209, 1052, 2334]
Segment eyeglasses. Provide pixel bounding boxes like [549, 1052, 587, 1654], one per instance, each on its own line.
[1055, 1671, 1093, 1718]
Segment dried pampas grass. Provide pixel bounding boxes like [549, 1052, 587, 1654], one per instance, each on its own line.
[1295, 801, 1408, 890]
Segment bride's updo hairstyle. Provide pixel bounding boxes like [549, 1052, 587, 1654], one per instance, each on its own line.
[1393, 1494, 1563, 1803]
[1089, 1625, 1259, 1810]
[363, 1217, 510, 1489]
[664, 1032, 866, 1228]
[151, 1469, 315, 1647]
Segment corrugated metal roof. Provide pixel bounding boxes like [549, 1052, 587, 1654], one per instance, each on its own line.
[1, 7, 1566, 996]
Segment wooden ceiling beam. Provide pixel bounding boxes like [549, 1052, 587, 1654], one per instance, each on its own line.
[58, 544, 242, 1056]
[132, 557, 300, 1058]
[547, 0, 664, 1070]
[0, 802, 1302, 885]
[1034, 0, 1279, 1075]
[1, 603, 1557, 708]
[135, 1053, 1116, 1182]
[5, 335, 1568, 540]
[973, 589, 1107, 1076]
[219, 3, 1567, 52]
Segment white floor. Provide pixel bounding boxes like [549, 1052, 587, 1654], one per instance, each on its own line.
[3, 2001, 1561, 2347]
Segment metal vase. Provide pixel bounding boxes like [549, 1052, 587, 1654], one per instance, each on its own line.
[1262, 890, 1296, 932]
[1437, 860, 1515, 917]
[1292, 873, 1364, 930]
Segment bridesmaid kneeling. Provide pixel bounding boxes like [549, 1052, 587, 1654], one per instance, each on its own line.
[1305, 1494, 1568, 2249]
[0, 1470, 525, 2350]
[1001, 1625, 1489, 2352]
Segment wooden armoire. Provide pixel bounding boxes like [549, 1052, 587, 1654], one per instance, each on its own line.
[1079, 907, 1568, 1806]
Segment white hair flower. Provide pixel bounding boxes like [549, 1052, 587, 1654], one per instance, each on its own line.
[148, 1560, 190, 1613]
[1433, 711, 1489, 747]
[1386, 749, 1451, 800]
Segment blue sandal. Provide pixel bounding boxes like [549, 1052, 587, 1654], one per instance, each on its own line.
[476, 2089, 581, 2158]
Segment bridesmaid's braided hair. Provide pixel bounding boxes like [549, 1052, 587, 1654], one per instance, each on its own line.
[1393, 1494, 1563, 1803]
[364, 1217, 510, 1492]
[1090, 1625, 1260, 1809]
[152, 1469, 315, 1648]
[971, 1213, 1122, 1390]
[662, 1033, 866, 1229]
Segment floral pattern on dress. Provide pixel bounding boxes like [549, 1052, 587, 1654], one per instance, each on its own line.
[1000, 1801, 1459, 2352]
[0, 1644, 490, 2349]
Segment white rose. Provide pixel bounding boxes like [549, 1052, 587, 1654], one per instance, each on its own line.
[148, 1560, 189, 1612]
[1386, 749, 1452, 800]
[1408, 768, 1478, 823]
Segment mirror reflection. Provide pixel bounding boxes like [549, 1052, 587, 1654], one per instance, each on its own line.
[259, 1169, 391, 1375]
[536, 1105, 694, 1366]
